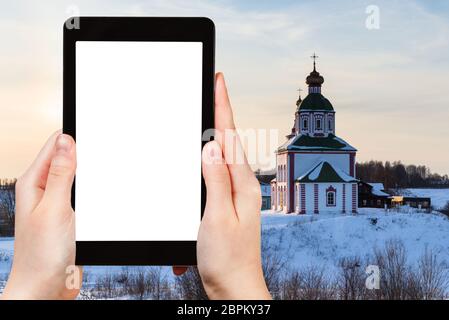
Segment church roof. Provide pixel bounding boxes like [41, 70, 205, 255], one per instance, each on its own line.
[297, 93, 334, 112]
[297, 161, 357, 183]
[278, 133, 357, 152]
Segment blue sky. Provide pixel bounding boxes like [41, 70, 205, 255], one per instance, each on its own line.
[0, 0, 448, 176]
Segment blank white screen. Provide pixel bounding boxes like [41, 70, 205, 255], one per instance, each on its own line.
[75, 41, 202, 241]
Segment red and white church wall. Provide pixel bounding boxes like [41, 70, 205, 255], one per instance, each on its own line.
[294, 182, 358, 214]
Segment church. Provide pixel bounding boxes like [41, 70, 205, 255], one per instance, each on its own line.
[271, 55, 358, 214]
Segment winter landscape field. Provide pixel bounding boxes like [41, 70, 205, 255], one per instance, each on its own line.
[1, 188, 448, 299]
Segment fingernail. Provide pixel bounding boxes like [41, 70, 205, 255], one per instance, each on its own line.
[203, 141, 222, 165]
[55, 134, 72, 153]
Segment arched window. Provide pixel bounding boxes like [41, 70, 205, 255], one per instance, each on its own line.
[303, 118, 308, 130]
[326, 186, 337, 207]
[316, 118, 322, 130]
[327, 192, 335, 206]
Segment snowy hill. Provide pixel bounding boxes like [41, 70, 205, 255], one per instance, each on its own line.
[262, 208, 449, 276]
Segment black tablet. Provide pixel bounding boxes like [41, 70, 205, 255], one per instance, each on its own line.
[63, 17, 215, 265]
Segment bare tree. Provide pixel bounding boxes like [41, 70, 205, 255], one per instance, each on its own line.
[281, 271, 302, 300]
[94, 273, 116, 299]
[0, 179, 16, 236]
[128, 268, 148, 300]
[406, 248, 448, 299]
[298, 266, 336, 299]
[146, 267, 173, 300]
[175, 267, 208, 300]
[336, 256, 369, 300]
[261, 236, 288, 298]
[280, 266, 336, 300]
[373, 239, 409, 300]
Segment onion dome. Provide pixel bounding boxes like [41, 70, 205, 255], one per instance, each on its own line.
[306, 68, 324, 87]
[296, 89, 302, 106]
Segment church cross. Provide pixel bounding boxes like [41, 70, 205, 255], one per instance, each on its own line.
[310, 52, 319, 70]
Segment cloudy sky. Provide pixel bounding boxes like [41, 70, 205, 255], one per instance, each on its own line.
[1, 0, 449, 177]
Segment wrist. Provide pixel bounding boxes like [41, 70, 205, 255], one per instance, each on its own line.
[2, 269, 74, 300]
[204, 270, 271, 300]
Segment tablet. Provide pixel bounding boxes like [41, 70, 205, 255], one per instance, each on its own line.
[63, 17, 215, 265]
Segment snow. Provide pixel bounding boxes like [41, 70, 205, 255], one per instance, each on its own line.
[1, 190, 449, 296]
[405, 188, 449, 210]
[0, 238, 13, 275]
[368, 183, 390, 197]
[299, 160, 355, 182]
[308, 162, 324, 180]
[262, 208, 449, 276]
[333, 165, 356, 182]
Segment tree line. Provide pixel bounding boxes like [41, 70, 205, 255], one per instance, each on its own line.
[356, 160, 449, 189]
[0, 179, 16, 237]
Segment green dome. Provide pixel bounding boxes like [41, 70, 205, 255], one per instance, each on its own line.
[297, 93, 334, 112]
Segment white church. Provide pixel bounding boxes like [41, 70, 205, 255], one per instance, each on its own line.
[271, 55, 358, 214]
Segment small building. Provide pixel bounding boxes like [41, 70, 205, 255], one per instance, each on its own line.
[260, 182, 271, 210]
[391, 196, 431, 211]
[358, 181, 391, 208]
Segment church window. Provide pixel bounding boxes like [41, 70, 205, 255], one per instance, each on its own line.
[316, 118, 322, 130]
[328, 119, 332, 131]
[326, 190, 336, 206]
[303, 118, 308, 130]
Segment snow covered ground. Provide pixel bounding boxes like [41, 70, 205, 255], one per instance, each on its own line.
[262, 208, 449, 276]
[1, 188, 448, 297]
[405, 188, 449, 210]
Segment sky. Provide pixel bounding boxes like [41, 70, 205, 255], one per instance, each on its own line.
[0, 0, 449, 177]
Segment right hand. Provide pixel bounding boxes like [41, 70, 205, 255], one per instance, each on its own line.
[197, 73, 271, 300]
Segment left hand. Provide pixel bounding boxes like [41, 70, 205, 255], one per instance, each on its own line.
[1, 131, 82, 300]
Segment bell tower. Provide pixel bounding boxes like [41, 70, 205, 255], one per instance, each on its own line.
[294, 53, 335, 138]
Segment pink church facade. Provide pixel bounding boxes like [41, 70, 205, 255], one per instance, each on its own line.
[271, 57, 358, 214]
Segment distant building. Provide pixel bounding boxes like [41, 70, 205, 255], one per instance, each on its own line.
[358, 181, 431, 211]
[358, 181, 391, 208]
[260, 182, 271, 210]
[391, 196, 431, 211]
[271, 55, 358, 214]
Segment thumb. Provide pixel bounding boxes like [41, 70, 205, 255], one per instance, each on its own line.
[202, 141, 234, 217]
[43, 134, 76, 207]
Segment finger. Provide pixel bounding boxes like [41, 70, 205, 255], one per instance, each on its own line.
[214, 73, 236, 131]
[42, 134, 76, 209]
[172, 266, 188, 276]
[202, 141, 235, 219]
[19, 130, 61, 190]
[15, 130, 61, 215]
[214, 73, 257, 193]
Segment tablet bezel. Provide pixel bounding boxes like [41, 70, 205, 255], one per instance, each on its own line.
[63, 17, 215, 265]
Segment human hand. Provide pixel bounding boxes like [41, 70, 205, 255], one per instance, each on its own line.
[1, 131, 81, 300]
[196, 73, 271, 299]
